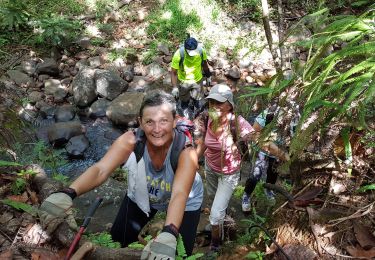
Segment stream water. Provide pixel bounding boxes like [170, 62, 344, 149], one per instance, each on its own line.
[55, 116, 125, 179]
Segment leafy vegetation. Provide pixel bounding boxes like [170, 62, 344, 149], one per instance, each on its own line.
[0, 0, 84, 48]
[1, 199, 38, 216]
[31, 15, 82, 47]
[13, 141, 67, 175]
[84, 232, 121, 248]
[11, 169, 36, 194]
[241, 3, 375, 161]
[147, 0, 202, 43]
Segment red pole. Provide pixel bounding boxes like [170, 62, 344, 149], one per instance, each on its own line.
[64, 197, 103, 260]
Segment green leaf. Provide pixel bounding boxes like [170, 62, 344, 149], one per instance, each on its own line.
[341, 128, 353, 164]
[1, 199, 38, 216]
[0, 160, 22, 167]
[357, 184, 375, 192]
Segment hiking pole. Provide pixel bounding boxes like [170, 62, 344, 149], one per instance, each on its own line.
[65, 197, 103, 260]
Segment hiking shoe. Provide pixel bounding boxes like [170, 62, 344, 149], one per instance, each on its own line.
[209, 243, 220, 252]
[265, 189, 275, 200]
[242, 193, 251, 212]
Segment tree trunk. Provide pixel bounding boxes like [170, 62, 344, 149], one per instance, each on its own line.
[277, 0, 285, 68]
[261, 0, 282, 73]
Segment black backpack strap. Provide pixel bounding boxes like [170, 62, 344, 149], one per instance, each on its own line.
[179, 45, 185, 71]
[133, 128, 190, 174]
[133, 128, 146, 163]
[170, 128, 190, 173]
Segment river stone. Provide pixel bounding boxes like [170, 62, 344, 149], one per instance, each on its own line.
[65, 135, 89, 157]
[95, 69, 128, 100]
[7, 70, 35, 88]
[55, 104, 75, 122]
[89, 98, 111, 118]
[36, 58, 59, 76]
[72, 67, 97, 107]
[47, 121, 83, 146]
[106, 92, 144, 126]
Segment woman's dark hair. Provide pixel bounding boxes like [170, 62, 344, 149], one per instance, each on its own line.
[139, 90, 177, 118]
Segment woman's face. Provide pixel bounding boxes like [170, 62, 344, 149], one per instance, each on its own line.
[139, 103, 176, 148]
[208, 99, 232, 120]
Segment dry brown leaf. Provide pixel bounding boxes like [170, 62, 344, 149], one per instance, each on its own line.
[346, 245, 375, 258]
[28, 190, 39, 204]
[293, 198, 324, 207]
[353, 222, 375, 250]
[31, 249, 61, 260]
[6, 192, 29, 203]
[294, 186, 323, 201]
[0, 249, 13, 259]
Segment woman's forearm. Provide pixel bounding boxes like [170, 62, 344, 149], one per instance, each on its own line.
[70, 164, 109, 196]
[165, 191, 188, 229]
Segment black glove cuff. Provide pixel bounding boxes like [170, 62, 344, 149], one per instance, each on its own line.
[55, 187, 77, 200]
[162, 223, 179, 239]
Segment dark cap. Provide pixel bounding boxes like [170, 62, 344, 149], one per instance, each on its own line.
[184, 37, 198, 51]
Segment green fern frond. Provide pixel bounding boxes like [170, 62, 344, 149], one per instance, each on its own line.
[1, 199, 38, 216]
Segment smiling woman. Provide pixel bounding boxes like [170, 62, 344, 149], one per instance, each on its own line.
[38, 90, 204, 259]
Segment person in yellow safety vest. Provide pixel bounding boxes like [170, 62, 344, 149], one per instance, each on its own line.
[171, 37, 211, 120]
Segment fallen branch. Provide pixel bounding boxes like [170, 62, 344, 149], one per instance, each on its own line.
[85, 246, 142, 260]
[272, 180, 314, 215]
[328, 202, 374, 227]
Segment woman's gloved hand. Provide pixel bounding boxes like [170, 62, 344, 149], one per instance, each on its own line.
[38, 192, 78, 234]
[141, 232, 177, 260]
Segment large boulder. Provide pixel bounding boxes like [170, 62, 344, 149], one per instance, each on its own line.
[72, 67, 97, 107]
[106, 92, 144, 126]
[95, 69, 128, 100]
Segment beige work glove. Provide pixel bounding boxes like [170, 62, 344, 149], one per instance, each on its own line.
[141, 232, 177, 260]
[38, 192, 78, 234]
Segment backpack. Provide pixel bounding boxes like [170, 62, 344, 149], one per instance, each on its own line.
[179, 44, 204, 72]
[133, 117, 194, 173]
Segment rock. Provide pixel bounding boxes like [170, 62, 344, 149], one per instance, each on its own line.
[28, 91, 44, 104]
[225, 66, 241, 79]
[7, 70, 35, 88]
[157, 43, 170, 55]
[145, 62, 166, 81]
[36, 58, 59, 76]
[65, 135, 89, 157]
[121, 65, 134, 82]
[88, 56, 104, 68]
[21, 60, 37, 75]
[72, 67, 97, 107]
[47, 121, 84, 146]
[95, 69, 128, 100]
[55, 104, 75, 122]
[44, 79, 67, 102]
[107, 92, 145, 126]
[89, 98, 111, 118]
[128, 76, 151, 92]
